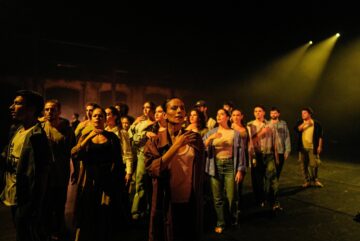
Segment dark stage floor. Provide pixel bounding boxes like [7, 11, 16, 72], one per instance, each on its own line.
[1, 154, 359, 241]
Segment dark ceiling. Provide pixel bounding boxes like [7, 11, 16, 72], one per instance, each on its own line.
[1, 1, 359, 85]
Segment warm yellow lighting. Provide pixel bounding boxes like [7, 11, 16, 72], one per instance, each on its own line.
[293, 34, 339, 99]
[309, 41, 313, 45]
[336, 33, 340, 37]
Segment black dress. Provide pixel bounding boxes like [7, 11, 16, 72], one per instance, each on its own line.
[75, 132, 124, 241]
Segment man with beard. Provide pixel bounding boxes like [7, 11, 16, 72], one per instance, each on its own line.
[269, 107, 291, 180]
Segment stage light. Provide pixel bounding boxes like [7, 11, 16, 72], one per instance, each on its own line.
[309, 41, 313, 45]
[336, 33, 340, 37]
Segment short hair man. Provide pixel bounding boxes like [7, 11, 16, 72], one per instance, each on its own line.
[115, 102, 135, 125]
[269, 107, 291, 179]
[295, 107, 324, 188]
[247, 105, 281, 210]
[195, 100, 216, 130]
[42, 99, 75, 240]
[1, 90, 52, 241]
[70, 112, 80, 132]
[74, 102, 99, 139]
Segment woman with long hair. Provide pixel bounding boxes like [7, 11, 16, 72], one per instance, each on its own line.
[71, 107, 124, 241]
[104, 106, 134, 228]
[105, 106, 133, 184]
[231, 108, 249, 216]
[203, 108, 246, 234]
[144, 104, 167, 139]
[231, 109, 247, 139]
[186, 108, 208, 137]
[128, 101, 156, 220]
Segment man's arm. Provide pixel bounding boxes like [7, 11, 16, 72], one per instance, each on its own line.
[284, 122, 291, 159]
[31, 131, 52, 216]
[297, 120, 314, 132]
[317, 137, 323, 154]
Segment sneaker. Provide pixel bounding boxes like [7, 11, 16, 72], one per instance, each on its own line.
[302, 182, 310, 188]
[354, 212, 360, 222]
[314, 180, 324, 188]
[272, 203, 283, 211]
[214, 226, 224, 234]
[132, 213, 140, 220]
[51, 235, 60, 241]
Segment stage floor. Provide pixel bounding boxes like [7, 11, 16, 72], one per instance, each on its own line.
[1, 154, 359, 241]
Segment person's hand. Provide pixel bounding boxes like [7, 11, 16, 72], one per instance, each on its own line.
[125, 173, 132, 186]
[134, 115, 146, 124]
[259, 126, 271, 136]
[275, 154, 280, 165]
[284, 152, 289, 160]
[317, 146, 322, 155]
[210, 132, 222, 141]
[305, 119, 313, 125]
[93, 128, 104, 134]
[146, 131, 157, 138]
[173, 130, 198, 148]
[87, 130, 100, 139]
[144, 120, 155, 129]
[79, 130, 100, 148]
[249, 146, 254, 156]
[186, 123, 197, 131]
[70, 172, 78, 185]
[303, 120, 313, 129]
[43, 115, 50, 122]
[235, 171, 244, 184]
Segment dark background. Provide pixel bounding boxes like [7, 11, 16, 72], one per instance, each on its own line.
[1, 2, 359, 160]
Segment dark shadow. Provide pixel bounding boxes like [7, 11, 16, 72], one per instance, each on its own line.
[354, 212, 360, 223]
[278, 185, 305, 197]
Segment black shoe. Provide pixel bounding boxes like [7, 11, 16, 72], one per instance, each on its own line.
[354, 212, 360, 222]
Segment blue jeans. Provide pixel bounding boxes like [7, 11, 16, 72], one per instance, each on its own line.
[210, 158, 236, 227]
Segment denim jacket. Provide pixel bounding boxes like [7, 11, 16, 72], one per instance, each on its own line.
[203, 127, 246, 176]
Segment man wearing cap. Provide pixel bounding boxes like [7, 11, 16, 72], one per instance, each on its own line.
[195, 100, 216, 130]
[294, 107, 324, 188]
[223, 101, 235, 115]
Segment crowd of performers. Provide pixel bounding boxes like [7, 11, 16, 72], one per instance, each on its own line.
[0, 90, 325, 241]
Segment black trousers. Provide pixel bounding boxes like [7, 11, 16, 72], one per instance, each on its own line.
[11, 205, 45, 241]
[276, 154, 285, 179]
[172, 194, 196, 241]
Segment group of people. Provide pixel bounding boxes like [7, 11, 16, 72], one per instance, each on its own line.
[0, 90, 324, 241]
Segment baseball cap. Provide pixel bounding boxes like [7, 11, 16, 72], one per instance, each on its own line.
[195, 100, 206, 107]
